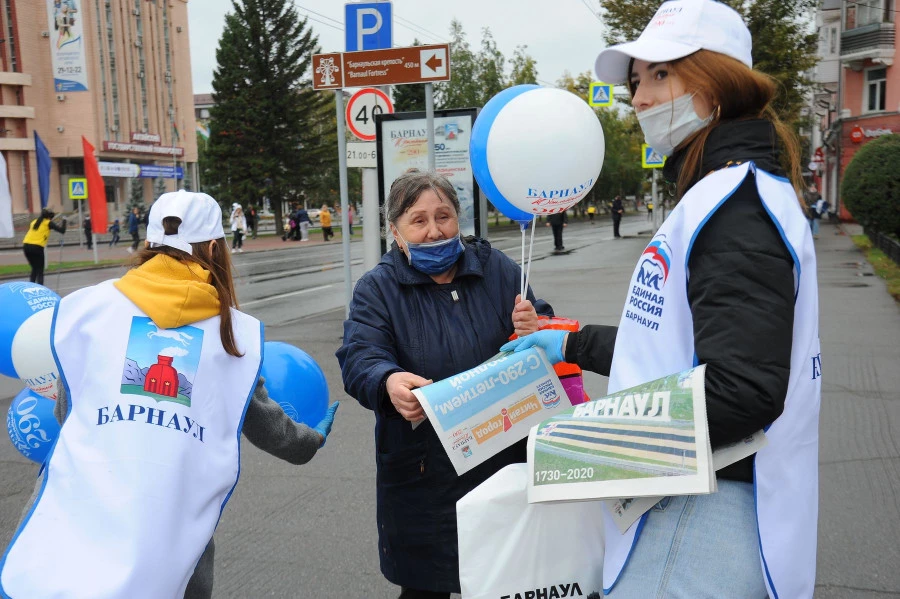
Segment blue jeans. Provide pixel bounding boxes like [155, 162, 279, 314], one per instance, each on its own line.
[607, 480, 767, 599]
[809, 217, 820, 236]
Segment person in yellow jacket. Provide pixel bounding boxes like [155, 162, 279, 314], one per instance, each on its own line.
[319, 204, 334, 242]
[22, 208, 67, 284]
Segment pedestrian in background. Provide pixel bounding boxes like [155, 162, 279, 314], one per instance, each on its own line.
[587, 204, 596, 224]
[348, 204, 355, 236]
[320, 204, 333, 242]
[230, 205, 246, 253]
[247, 205, 259, 239]
[127, 206, 141, 254]
[296, 205, 311, 242]
[22, 208, 67, 285]
[82, 214, 93, 249]
[546, 210, 568, 252]
[0, 190, 339, 599]
[647, 201, 654, 220]
[611, 195, 624, 238]
[108, 219, 120, 247]
[505, 0, 820, 596]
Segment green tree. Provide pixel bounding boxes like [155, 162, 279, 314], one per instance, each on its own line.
[842, 135, 900, 238]
[437, 21, 482, 109]
[508, 45, 539, 86]
[597, 0, 818, 126]
[206, 0, 335, 235]
[477, 28, 505, 102]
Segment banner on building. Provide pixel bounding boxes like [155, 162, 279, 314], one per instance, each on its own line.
[46, 0, 89, 92]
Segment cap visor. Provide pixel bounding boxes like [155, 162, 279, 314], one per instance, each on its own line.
[594, 39, 700, 84]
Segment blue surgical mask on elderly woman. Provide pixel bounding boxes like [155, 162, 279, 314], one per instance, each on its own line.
[398, 232, 465, 275]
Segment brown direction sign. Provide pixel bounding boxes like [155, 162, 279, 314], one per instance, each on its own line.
[313, 44, 450, 90]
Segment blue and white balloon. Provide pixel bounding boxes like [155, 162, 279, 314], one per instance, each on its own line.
[0, 282, 60, 400]
[7, 387, 61, 464]
[470, 85, 605, 221]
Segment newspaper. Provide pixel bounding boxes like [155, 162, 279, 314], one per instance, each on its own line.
[413, 348, 570, 475]
[604, 430, 767, 533]
[527, 365, 715, 504]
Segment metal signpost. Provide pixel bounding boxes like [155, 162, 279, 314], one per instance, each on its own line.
[314, 37, 451, 315]
[641, 144, 666, 231]
[68, 178, 87, 250]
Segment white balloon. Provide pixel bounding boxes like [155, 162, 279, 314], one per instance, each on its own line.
[11, 309, 59, 401]
[485, 88, 605, 215]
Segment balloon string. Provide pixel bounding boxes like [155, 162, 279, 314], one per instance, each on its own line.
[520, 223, 527, 298]
[524, 215, 536, 298]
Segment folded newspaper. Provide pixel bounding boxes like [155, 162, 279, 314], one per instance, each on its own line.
[413, 348, 570, 475]
[529, 365, 727, 504]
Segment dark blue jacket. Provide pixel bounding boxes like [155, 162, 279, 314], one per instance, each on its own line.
[127, 212, 140, 235]
[336, 238, 552, 593]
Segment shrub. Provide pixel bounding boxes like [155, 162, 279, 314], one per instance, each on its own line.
[842, 134, 900, 238]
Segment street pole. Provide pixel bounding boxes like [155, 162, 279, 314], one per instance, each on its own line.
[425, 83, 435, 171]
[335, 90, 352, 319]
[651, 169, 658, 231]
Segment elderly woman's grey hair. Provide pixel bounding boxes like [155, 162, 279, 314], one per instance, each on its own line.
[384, 169, 460, 227]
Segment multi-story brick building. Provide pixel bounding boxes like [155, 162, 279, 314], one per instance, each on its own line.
[814, 0, 897, 219]
[1, 0, 198, 221]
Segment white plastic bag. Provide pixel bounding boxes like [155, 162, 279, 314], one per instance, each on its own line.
[457, 464, 605, 599]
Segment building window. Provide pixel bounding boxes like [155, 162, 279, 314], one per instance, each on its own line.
[865, 67, 887, 113]
[850, 0, 886, 28]
[829, 26, 837, 55]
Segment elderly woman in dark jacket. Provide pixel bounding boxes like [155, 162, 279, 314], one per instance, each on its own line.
[336, 170, 551, 598]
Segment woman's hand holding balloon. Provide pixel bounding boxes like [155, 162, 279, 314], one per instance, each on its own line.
[500, 330, 568, 365]
[512, 295, 539, 337]
[386, 372, 432, 423]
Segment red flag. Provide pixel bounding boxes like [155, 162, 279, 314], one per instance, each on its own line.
[81, 136, 108, 235]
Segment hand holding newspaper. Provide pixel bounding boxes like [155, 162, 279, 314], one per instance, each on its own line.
[412, 348, 570, 475]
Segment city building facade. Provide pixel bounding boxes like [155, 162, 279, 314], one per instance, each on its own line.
[814, 0, 897, 219]
[0, 0, 197, 222]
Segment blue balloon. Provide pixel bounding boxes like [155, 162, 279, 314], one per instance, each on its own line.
[6, 388, 61, 464]
[0, 282, 60, 378]
[470, 84, 541, 227]
[260, 341, 328, 427]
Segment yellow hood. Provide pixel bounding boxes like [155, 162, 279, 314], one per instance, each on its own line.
[114, 254, 220, 329]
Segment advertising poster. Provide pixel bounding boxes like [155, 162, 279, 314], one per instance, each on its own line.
[412, 348, 569, 476]
[46, 0, 89, 92]
[527, 366, 715, 504]
[376, 109, 480, 238]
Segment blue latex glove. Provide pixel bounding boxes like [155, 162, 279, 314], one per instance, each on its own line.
[499, 330, 568, 364]
[313, 402, 340, 447]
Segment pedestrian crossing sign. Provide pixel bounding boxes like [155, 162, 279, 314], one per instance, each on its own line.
[641, 144, 667, 169]
[588, 81, 614, 107]
[68, 178, 88, 200]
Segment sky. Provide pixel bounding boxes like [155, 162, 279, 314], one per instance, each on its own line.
[186, 0, 609, 95]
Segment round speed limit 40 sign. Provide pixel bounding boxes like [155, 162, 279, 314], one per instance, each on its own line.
[346, 88, 394, 142]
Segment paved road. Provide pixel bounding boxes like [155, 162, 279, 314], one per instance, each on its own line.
[1, 216, 898, 598]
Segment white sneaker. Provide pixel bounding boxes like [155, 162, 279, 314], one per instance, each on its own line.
[238, 248, 243, 253]
[126, 247, 133, 254]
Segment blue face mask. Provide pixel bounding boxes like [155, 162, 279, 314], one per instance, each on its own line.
[399, 233, 465, 275]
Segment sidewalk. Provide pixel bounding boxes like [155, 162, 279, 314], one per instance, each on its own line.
[0, 229, 361, 275]
[813, 221, 900, 597]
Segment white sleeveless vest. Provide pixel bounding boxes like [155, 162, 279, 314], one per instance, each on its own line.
[602, 163, 820, 599]
[0, 280, 263, 599]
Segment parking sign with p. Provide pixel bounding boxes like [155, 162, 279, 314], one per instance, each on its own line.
[345, 2, 392, 52]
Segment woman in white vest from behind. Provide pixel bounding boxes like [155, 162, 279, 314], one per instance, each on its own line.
[0, 190, 339, 599]
[503, 1, 820, 597]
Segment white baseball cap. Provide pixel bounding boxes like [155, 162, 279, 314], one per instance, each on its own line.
[594, 0, 752, 85]
[146, 190, 226, 254]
